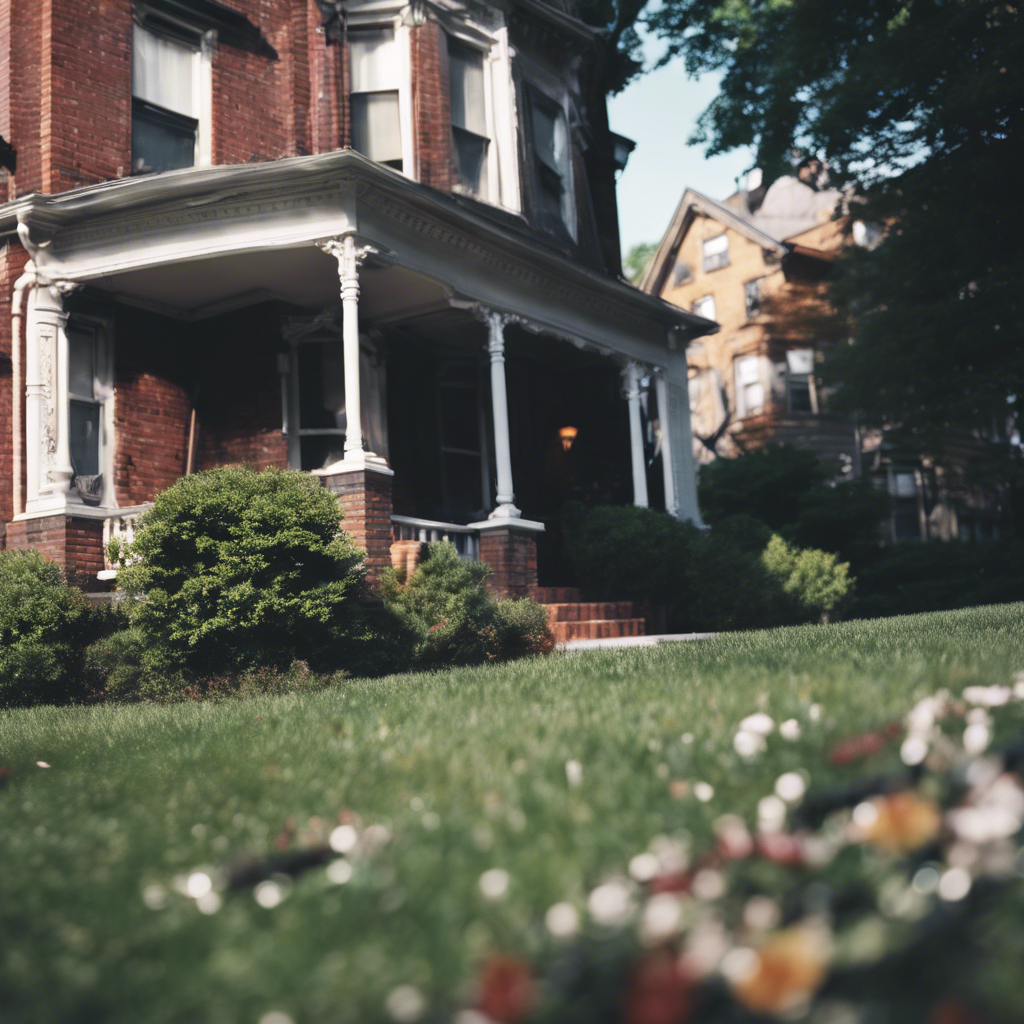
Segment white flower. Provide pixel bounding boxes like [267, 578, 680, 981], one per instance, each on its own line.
[628, 852, 660, 883]
[386, 985, 426, 1022]
[739, 713, 775, 736]
[545, 902, 580, 939]
[694, 781, 715, 803]
[937, 867, 972, 902]
[962, 685, 1012, 708]
[35, 761, 50, 769]
[588, 879, 634, 927]
[775, 772, 807, 803]
[779, 719, 802, 741]
[565, 760, 583, 788]
[329, 825, 358, 853]
[963, 722, 992, 757]
[478, 868, 510, 900]
[758, 795, 788, 832]
[640, 893, 684, 944]
[900, 735, 929, 766]
[734, 731, 766, 758]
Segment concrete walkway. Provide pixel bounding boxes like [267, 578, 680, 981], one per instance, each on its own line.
[558, 632, 717, 652]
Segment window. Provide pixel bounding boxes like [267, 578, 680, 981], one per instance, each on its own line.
[448, 41, 489, 196]
[528, 87, 571, 235]
[744, 279, 763, 318]
[785, 348, 815, 413]
[702, 234, 730, 272]
[68, 323, 111, 505]
[672, 260, 693, 287]
[889, 469, 921, 542]
[692, 295, 716, 321]
[132, 20, 202, 174]
[350, 28, 403, 171]
[734, 354, 765, 416]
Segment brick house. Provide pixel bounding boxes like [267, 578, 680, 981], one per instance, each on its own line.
[0, 0, 715, 619]
[641, 168, 1010, 543]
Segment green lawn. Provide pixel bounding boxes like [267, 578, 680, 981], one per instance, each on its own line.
[2, 604, 1023, 1024]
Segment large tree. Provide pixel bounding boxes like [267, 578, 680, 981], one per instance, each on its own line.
[582, 0, 1023, 455]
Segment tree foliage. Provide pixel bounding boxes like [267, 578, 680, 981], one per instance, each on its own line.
[638, 0, 1023, 449]
[623, 241, 658, 282]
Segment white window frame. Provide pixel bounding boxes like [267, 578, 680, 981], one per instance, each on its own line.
[692, 294, 716, 321]
[67, 318, 115, 509]
[702, 233, 730, 272]
[132, 8, 214, 172]
[442, 20, 519, 211]
[734, 354, 767, 417]
[519, 59, 576, 240]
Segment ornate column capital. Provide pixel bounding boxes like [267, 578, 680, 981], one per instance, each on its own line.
[621, 360, 649, 402]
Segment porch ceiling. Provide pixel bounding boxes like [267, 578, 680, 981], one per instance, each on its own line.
[92, 249, 449, 322]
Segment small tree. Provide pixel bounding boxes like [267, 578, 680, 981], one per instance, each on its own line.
[0, 550, 103, 706]
[114, 466, 366, 676]
[761, 535, 852, 623]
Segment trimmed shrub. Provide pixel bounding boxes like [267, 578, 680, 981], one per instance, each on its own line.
[381, 542, 554, 667]
[113, 466, 368, 678]
[562, 503, 855, 632]
[0, 550, 107, 707]
[761, 534, 853, 622]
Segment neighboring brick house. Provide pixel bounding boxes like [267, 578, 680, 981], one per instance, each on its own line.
[0, 0, 714, 619]
[639, 169, 857, 473]
[641, 168, 1010, 543]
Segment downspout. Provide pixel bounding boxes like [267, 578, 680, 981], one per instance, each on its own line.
[11, 267, 34, 516]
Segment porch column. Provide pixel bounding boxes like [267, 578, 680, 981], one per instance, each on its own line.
[483, 310, 520, 520]
[659, 347, 705, 525]
[623, 361, 649, 508]
[25, 281, 74, 508]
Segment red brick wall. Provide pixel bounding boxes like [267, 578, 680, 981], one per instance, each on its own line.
[6, 514, 104, 581]
[0, 0, 43, 198]
[411, 21, 452, 191]
[194, 306, 288, 472]
[43, 0, 132, 194]
[479, 527, 539, 599]
[322, 468, 394, 581]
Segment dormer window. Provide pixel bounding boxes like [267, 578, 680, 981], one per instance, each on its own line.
[132, 19, 204, 173]
[448, 41, 489, 196]
[527, 86, 572, 236]
[349, 28, 403, 171]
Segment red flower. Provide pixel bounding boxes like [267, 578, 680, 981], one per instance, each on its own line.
[476, 955, 534, 1023]
[754, 833, 805, 866]
[623, 948, 695, 1024]
[429, 618, 448, 633]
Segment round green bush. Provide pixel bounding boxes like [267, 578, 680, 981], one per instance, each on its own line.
[380, 542, 554, 667]
[114, 466, 367, 677]
[0, 550, 99, 706]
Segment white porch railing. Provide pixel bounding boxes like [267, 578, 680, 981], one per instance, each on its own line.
[391, 515, 480, 561]
[99, 504, 153, 577]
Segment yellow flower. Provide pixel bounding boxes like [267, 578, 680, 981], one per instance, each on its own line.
[860, 792, 942, 853]
[731, 926, 829, 1014]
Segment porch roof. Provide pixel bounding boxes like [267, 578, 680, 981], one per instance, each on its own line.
[0, 151, 717, 355]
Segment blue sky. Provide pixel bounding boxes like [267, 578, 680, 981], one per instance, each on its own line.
[608, 50, 755, 255]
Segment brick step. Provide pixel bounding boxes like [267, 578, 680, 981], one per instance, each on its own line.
[530, 586, 582, 604]
[550, 618, 647, 643]
[545, 601, 635, 623]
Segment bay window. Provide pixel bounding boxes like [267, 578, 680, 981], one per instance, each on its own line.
[350, 28, 403, 171]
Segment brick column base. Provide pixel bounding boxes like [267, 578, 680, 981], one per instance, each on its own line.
[390, 539, 425, 580]
[320, 467, 394, 582]
[5, 514, 106, 587]
[476, 524, 541, 599]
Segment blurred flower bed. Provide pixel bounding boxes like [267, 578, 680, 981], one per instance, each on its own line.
[167, 675, 1024, 1024]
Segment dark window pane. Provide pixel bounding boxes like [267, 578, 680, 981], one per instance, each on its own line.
[452, 126, 488, 194]
[69, 328, 95, 399]
[788, 377, 812, 413]
[439, 386, 479, 452]
[132, 98, 196, 174]
[744, 280, 761, 318]
[441, 451, 482, 521]
[70, 401, 100, 477]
